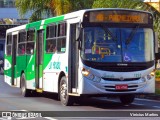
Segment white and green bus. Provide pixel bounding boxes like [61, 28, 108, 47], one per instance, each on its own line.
[4, 8, 158, 106]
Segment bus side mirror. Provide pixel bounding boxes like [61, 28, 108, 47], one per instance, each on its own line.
[155, 32, 160, 60]
[76, 21, 82, 50]
[76, 20, 82, 41]
[78, 30, 82, 50]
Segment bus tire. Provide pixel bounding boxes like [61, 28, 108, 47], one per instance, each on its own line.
[20, 73, 30, 97]
[59, 76, 74, 106]
[119, 94, 135, 105]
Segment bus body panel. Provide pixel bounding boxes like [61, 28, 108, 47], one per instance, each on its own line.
[79, 65, 155, 95]
[5, 25, 26, 87]
[43, 53, 68, 92]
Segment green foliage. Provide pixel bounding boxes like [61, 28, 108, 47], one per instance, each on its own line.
[92, 0, 143, 9]
[155, 88, 160, 94]
[15, 0, 52, 21]
[69, 0, 94, 11]
[156, 70, 160, 78]
[15, 0, 94, 22]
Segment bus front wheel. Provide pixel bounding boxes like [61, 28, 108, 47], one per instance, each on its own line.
[20, 73, 30, 97]
[119, 94, 135, 105]
[59, 76, 74, 106]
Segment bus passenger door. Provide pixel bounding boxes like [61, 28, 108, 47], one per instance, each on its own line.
[11, 34, 18, 86]
[35, 30, 44, 92]
[68, 23, 79, 94]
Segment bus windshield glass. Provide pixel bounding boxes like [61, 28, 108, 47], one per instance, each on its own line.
[81, 27, 154, 63]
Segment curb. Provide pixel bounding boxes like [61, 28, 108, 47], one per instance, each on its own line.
[137, 94, 160, 101]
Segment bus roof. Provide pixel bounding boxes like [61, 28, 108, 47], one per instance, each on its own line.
[6, 24, 26, 33]
[6, 8, 152, 33]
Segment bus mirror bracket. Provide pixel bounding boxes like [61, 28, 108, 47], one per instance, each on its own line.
[155, 32, 160, 60]
[76, 20, 82, 41]
[76, 20, 82, 50]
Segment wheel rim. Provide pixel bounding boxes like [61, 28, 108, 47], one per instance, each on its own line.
[60, 81, 67, 101]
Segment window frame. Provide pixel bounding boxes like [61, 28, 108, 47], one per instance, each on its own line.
[18, 30, 27, 55]
[46, 24, 57, 54]
[6, 34, 12, 56]
[46, 22, 67, 54]
[26, 29, 35, 55]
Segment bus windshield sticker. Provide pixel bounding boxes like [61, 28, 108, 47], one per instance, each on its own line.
[123, 53, 131, 62]
[85, 49, 92, 54]
[61, 48, 66, 52]
[65, 66, 68, 73]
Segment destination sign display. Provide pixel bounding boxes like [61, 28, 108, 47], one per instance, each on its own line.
[87, 10, 151, 24]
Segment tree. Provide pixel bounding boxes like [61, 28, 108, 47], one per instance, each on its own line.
[15, 0, 94, 22]
[15, 0, 52, 21]
[69, 0, 94, 11]
[15, 0, 72, 22]
[92, 0, 143, 9]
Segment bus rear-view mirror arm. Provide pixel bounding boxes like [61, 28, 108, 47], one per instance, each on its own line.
[76, 20, 82, 41]
[155, 32, 160, 60]
[77, 30, 82, 50]
[76, 20, 82, 50]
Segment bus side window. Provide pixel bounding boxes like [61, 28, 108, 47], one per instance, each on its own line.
[6, 34, 12, 56]
[46, 24, 57, 53]
[18, 44, 26, 55]
[57, 38, 66, 52]
[26, 30, 35, 54]
[47, 40, 56, 53]
[26, 42, 34, 54]
[57, 22, 66, 53]
[18, 31, 26, 55]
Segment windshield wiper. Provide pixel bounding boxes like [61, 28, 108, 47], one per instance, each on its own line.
[125, 25, 139, 45]
[101, 25, 117, 41]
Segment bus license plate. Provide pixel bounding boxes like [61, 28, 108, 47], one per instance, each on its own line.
[115, 84, 128, 90]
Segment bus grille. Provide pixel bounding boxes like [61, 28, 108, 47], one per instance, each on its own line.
[102, 77, 140, 81]
[98, 66, 145, 72]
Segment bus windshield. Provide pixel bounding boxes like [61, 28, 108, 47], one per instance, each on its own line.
[81, 26, 154, 63]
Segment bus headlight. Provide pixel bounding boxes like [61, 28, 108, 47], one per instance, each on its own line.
[82, 68, 95, 80]
[147, 70, 155, 80]
[150, 71, 155, 76]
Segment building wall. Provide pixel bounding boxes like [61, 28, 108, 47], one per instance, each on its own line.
[0, 0, 15, 8]
[0, 0, 18, 18]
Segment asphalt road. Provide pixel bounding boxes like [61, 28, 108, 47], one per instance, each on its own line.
[0, 75, 160, 120]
